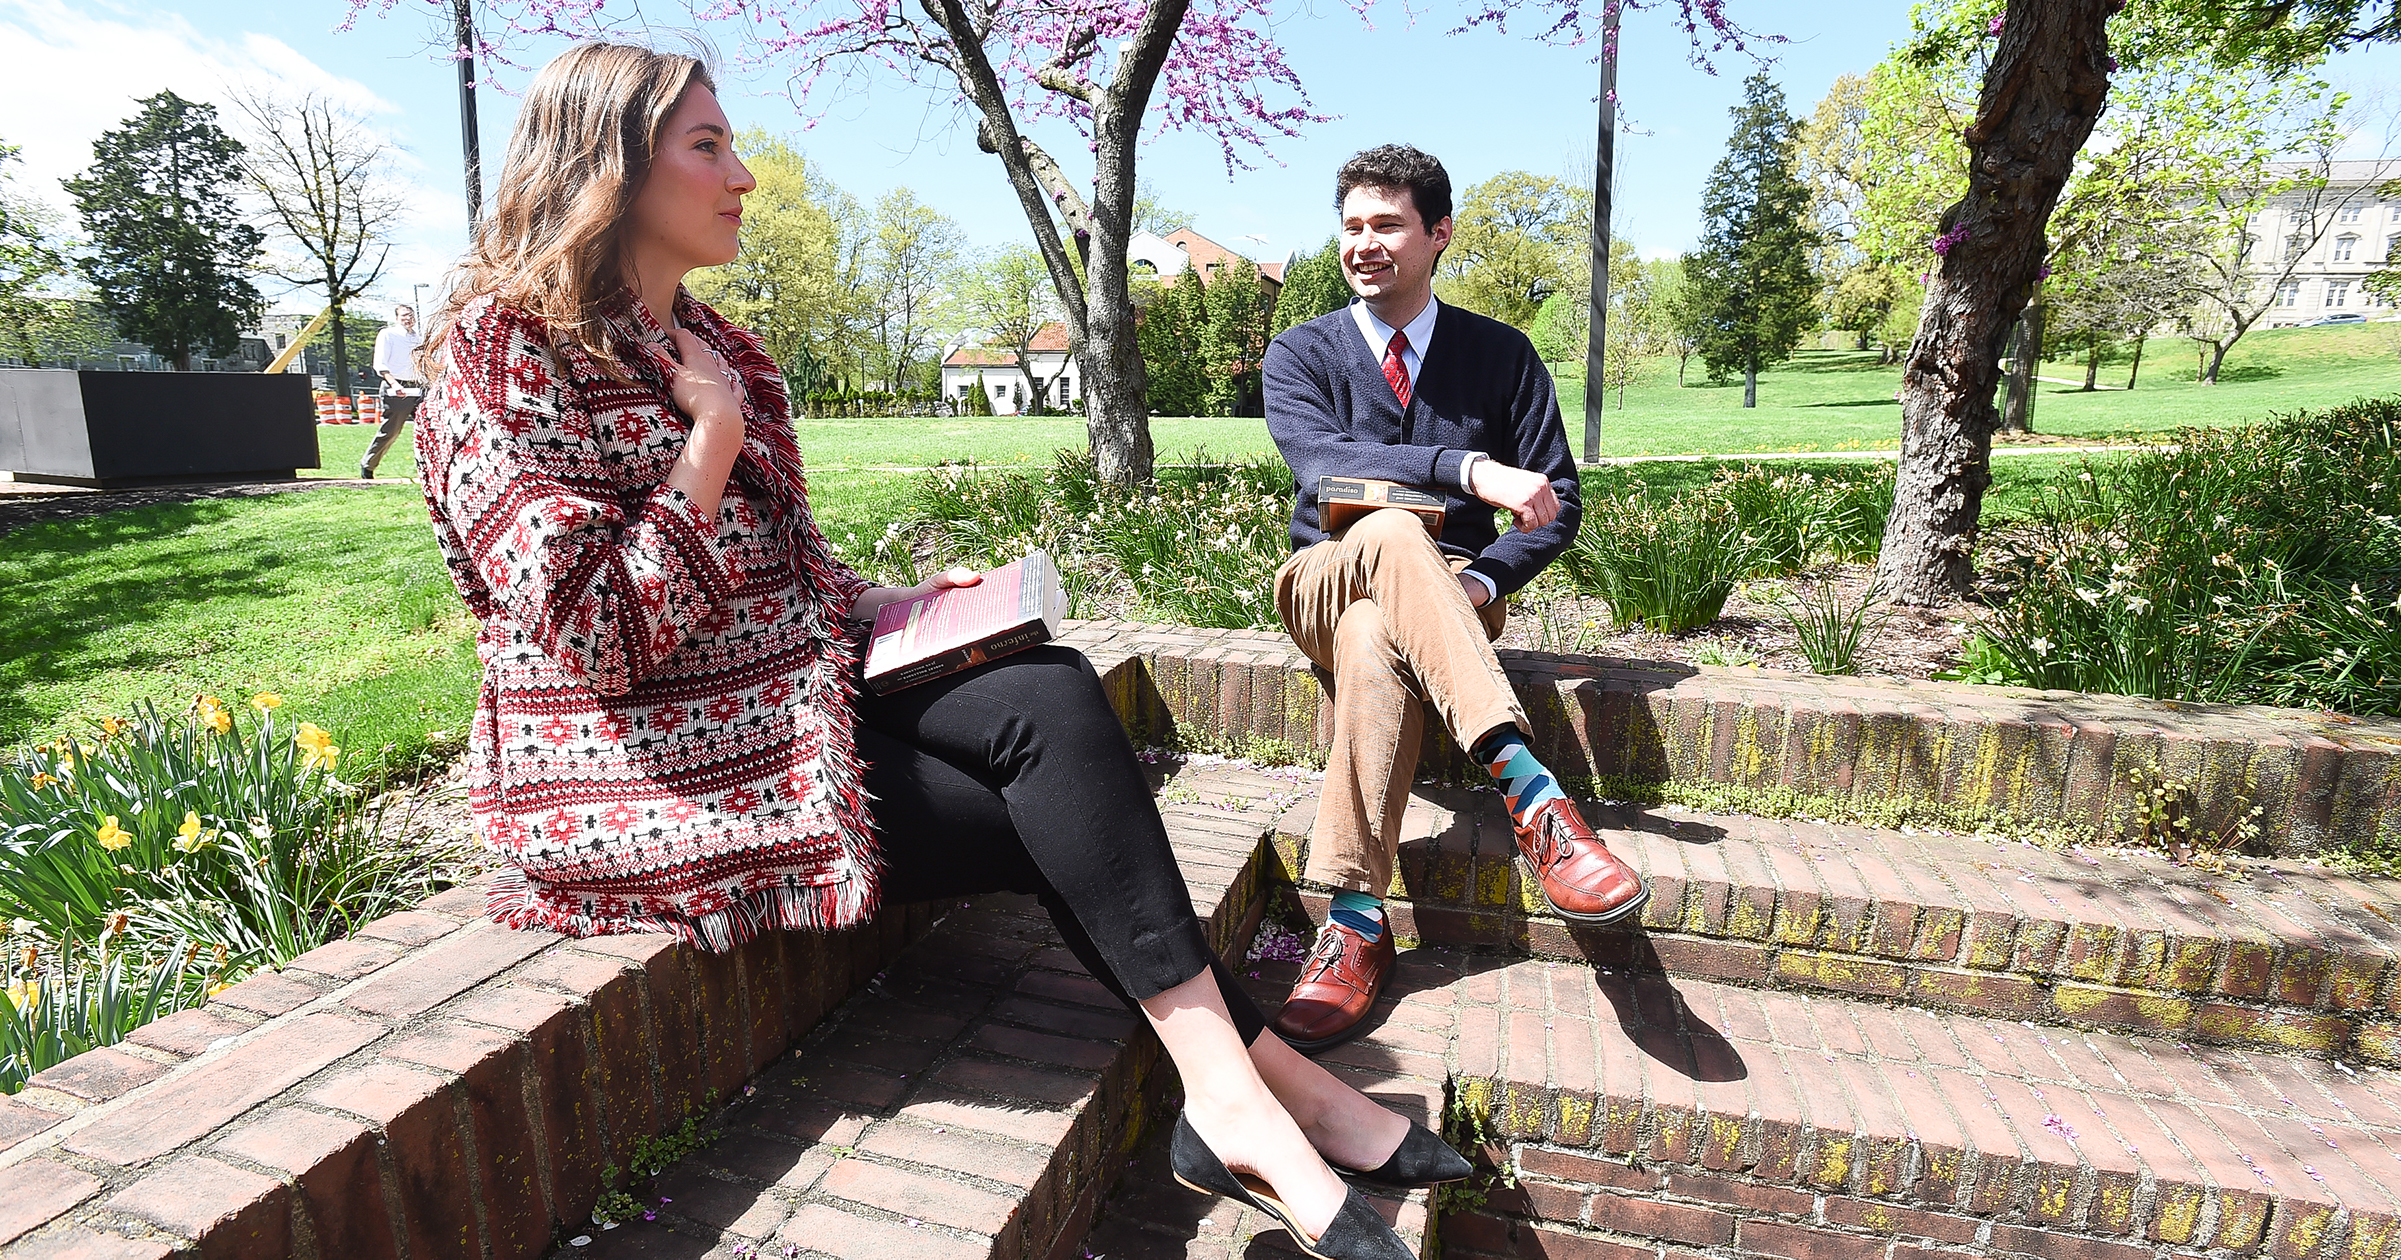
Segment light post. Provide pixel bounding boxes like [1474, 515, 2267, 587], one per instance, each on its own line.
[453, 0, 483, 232]
[1580, 0, 1621, 464]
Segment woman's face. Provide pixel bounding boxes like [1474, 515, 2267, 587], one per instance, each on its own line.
[624, 85, 755, 279]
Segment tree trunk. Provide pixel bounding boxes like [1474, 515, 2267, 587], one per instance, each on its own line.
[2201, 339, 2229, 385]
[1677, 353, 1689, 386]
[2125, 334, 2144, 389]
[1999, 299, 2042, 432]
[1743, 361, 1758, 409]
[1873, 0, 2111, 606]
[2083, 331, 2100, 390]
[331, 300, 350, 399]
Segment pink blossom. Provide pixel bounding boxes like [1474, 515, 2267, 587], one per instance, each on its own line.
[1930, 223, 1972, 256]
[1987, 14, 2004, 34]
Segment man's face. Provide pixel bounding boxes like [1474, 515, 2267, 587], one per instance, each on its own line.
[396, 308, 416, 332]
[1338, 184, 1451, 307]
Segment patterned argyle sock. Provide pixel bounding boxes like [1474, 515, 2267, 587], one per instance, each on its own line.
[1473, 727, 1568, 828]
[1328, 888, 1386, 943]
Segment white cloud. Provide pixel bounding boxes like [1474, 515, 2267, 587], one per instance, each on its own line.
[0, 0, 460, 313]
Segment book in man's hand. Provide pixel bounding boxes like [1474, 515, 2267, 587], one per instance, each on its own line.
[1317, 475, 1447, 538]
[862, 549, 1069, 694]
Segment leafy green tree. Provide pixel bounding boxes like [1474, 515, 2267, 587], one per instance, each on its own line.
[0, 139, 72, 365]
[1687, 73, 1818, 408]
[1271, 237, 1347, 334]
[1653, 256, 1704, 385]
[687, 132, 874, 393]
[961, 245, 1061, 414]
[1435, 171, 1583, 330]
[63, 91, 263, 370]
[866, 187, 965, 392]
[1201, 258, 1274, 416]
[1131, 180, 1196, 237]
[1138, 268, 1208, 417]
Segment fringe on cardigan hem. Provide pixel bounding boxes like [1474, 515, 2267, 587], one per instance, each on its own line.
[483, 863, 879, 953]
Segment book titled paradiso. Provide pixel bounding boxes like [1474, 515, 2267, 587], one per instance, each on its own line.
[863, 550, 1070, 694]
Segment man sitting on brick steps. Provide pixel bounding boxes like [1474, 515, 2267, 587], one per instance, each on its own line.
[1262, 145, 1651, 1054]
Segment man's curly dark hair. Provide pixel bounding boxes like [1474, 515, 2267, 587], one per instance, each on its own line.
[1334, 145, 1452, 231]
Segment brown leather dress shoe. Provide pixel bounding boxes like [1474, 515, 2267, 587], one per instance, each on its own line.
[1271, 919, 1396, 1053]
[1514, 797, 1650, 925]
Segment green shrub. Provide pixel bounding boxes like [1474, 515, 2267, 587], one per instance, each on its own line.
[1980, 396, 2401, 714]
[1562, 494, 1759, 633]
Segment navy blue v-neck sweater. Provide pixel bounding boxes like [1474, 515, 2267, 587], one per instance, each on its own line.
[1263, 301, 1581, 597]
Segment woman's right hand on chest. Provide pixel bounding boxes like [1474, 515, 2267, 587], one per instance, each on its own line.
[665, 327, 745, 432]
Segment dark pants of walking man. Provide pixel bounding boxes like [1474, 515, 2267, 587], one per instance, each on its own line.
[361, 394, 420, 479]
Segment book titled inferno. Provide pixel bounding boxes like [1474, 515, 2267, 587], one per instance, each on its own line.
[862, 550, 1070, 694]
[1317, 475, 1448, 538]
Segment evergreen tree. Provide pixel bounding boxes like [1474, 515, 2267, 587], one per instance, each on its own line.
[0, 139, 72, 365]
[1687, 73, 1818, 408]
[1271, 238, 1347, 334]
[1201, 260, 1273, 417]
[1138, 268, 1209, 417]
[64, 91, 263, 370]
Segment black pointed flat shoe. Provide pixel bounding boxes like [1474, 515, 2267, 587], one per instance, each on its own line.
[1329, 1120, 1475, 1188]
[1170, 1113, 1418, 1260]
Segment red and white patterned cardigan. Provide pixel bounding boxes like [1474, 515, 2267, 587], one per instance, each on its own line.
[415, 291, 879, 950]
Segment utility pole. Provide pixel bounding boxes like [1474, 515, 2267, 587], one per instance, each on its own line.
[453, 0, 484, 232]
[1580, 0, 1621, 464]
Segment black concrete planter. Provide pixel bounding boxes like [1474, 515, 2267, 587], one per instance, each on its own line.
[0, 370, 319, 488]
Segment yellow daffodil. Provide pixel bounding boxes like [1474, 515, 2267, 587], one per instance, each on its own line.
[172, 811, 215, 854]
[28, 772, 57, 791]
[252, 692, 283, 712]
[295, 723, 340, 770]
[206, 979, 233, 997]
[195, 696, 232, 736]
[99, 716, 128, 739]
[95, 816, 132, 851]
[5, 978, 37, 1013]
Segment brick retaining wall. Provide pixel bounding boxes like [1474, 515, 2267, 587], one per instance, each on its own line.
[0, 888, 938, 1258]
[1060, 620, 2401, 856]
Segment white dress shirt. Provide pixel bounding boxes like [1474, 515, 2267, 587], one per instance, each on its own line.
[1348, 295, 1498, 605]
[374, 324, 424, 387]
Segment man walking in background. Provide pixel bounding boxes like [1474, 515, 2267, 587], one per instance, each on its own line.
[360, 303, 423, 480]
[1261, 145, 1649, 1053]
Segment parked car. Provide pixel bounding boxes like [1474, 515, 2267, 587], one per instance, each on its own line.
[2300, 313, 2368, 326]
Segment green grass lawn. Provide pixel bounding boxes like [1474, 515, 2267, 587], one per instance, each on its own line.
[0, 488, 478, 775]
[1558, 322, 2400, 456]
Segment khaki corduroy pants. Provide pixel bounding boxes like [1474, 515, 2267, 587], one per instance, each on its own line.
[1274, 507, 1525, 896]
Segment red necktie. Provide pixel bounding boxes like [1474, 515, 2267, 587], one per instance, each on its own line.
[1382, 329, 1412, 409]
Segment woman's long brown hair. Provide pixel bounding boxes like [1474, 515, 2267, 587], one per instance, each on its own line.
[417, 42, 712, 379]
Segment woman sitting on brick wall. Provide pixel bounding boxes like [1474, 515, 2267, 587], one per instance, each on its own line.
[408, 41, 1461, 1260]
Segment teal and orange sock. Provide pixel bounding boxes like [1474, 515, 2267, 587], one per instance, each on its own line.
[1473, 728, 1568, 827]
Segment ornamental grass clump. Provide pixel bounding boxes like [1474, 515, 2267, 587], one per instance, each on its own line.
[1980, 396, 2401, 715]
[1562, 493, 1760, 633]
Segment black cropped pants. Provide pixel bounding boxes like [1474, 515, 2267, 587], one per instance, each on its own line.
[856, 645, 1269, 1045]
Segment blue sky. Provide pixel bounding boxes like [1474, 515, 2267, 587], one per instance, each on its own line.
[4, 0, 2394, 315]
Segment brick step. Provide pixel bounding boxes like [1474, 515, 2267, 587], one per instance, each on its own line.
[1271, 785, 2401, 1065]
[1438, 951, 2401, 1260]
[1079, 974, 1450, 1259]
[535, 759, 1303, 1260]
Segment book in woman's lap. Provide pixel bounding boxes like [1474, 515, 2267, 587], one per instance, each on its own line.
[863, 550, 1069, 693]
